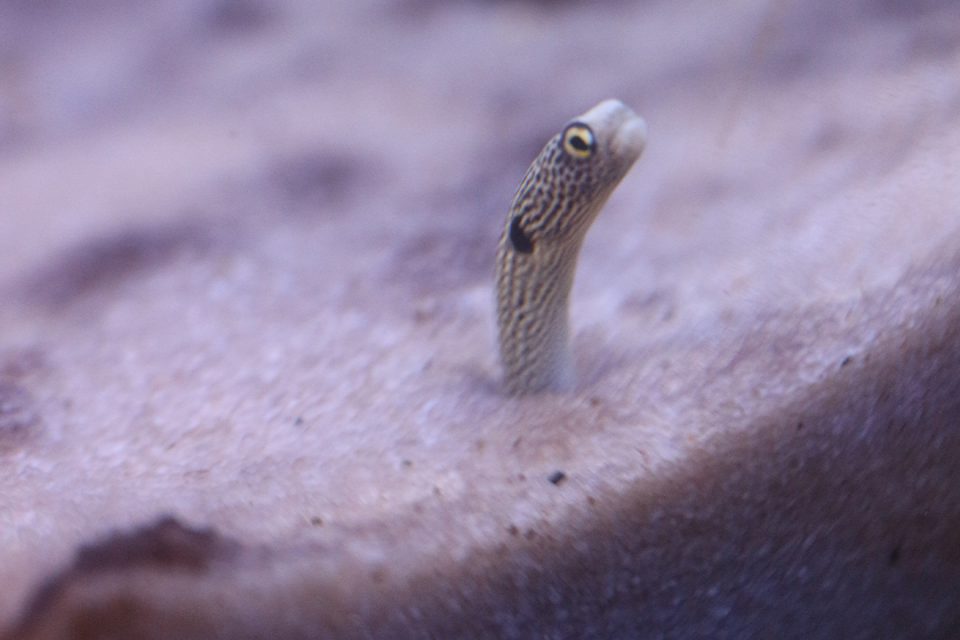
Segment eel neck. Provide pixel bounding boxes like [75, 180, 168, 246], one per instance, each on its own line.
[496, 240, 582, 395]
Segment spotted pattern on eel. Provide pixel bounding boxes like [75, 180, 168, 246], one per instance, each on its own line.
[495, 99, 647, 395]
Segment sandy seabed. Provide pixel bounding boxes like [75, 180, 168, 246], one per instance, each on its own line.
[2, 1, 960, 638]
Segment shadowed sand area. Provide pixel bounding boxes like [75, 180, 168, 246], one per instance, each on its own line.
[2, 0, 960, 638]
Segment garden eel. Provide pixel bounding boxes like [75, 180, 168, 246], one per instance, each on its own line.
[496, 99, 647, 395]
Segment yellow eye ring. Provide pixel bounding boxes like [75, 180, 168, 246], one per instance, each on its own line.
[561, 123, 596, 158]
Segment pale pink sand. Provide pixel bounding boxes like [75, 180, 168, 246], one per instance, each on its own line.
[2, 1, 959, 637]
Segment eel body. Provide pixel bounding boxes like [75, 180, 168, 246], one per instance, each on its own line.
[495, 99, 647, 395]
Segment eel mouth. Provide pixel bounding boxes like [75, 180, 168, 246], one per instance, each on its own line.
[576, 98, 647, 166]
[613, 112, 648, 163]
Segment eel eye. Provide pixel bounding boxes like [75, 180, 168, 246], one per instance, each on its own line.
[562, 123, 595, 158]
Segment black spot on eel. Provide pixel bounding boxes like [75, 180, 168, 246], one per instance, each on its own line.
[495, 99, 647, 395]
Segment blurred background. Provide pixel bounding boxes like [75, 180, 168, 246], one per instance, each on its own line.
[2, 0, 957, 307]
[1, 0, 960, 634]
